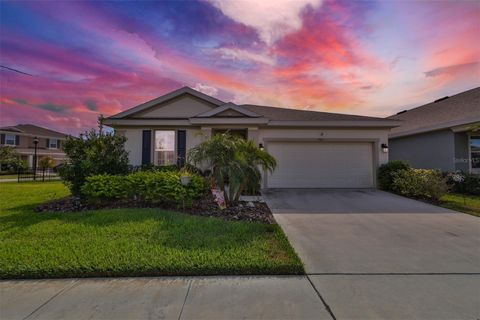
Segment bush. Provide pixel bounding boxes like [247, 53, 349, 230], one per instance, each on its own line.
[378, 160, 411, 191]
[131, 164, 179, 172]
[128, 164, 206, 175]
[80, 174, 129, 202]
[38, 156, 55, 169]
[392, 168, 448, 202]
[137, 171, 206, 205]
[0, 146, 26, 173]
[81, 171, 207, 207]
[59, 130, 129, 195]
[446, 172, 480, 195]
[462, 175, 480, 195]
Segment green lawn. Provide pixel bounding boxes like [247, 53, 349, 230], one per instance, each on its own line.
[0, 181, 303, 279]
[440, 193, 480, 217]
[0, 174, 17, 180]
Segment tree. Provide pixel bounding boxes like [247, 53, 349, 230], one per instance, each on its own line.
[188, 133, 276, 205]
[0, 146, 25, 172]
[58, 129, 129, 195]
[38, 156, 55, 169]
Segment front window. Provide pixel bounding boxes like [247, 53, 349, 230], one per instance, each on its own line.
[470, 135, 480, 172]
[154, 130, 175, 166]
[49, 139, 59, 149]
[212, 129, 248, 139]
[5, 134, 16, 146]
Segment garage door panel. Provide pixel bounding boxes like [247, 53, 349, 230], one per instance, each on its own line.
[267, 141, 374, 188]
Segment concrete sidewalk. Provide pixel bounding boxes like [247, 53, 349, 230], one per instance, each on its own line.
[3, 274, 479, 320]
[0, 276, 332, 320]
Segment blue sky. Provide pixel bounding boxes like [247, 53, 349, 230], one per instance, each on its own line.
[1, 0, 478, 134]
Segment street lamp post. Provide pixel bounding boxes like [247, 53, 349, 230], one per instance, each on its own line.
[33, 136, 39, 181]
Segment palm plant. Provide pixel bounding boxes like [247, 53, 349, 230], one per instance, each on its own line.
[229, 139, 276, 201]
[187, 133, 276, 206]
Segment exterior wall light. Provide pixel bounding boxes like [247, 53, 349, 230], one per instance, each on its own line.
[381, 143, 389, 153]
[259, 143, 264, 151]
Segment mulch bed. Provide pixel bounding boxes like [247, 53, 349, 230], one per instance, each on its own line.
[35, 193, 275, 224]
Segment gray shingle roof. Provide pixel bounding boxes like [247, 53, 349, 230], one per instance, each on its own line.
[241, 104, 389, 121]
[388, 87, 480, 137]
[109, 86, 225, 119]
[0, 124, 67, 138]
[108, 86, 392, 123]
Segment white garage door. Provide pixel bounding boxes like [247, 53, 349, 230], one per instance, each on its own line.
[267, 141, 374, 188]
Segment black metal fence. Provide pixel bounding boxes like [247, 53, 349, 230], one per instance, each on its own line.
[17, 168, 59, 182]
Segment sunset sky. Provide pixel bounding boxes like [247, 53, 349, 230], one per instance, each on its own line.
[0, 0, 479, 135]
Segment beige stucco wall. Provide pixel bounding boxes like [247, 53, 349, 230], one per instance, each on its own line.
[3, 135, 58, 149]
[119, 126, 390, 167]
[119, 127, 208, 166]
[186, 128, 206, 152]
[135, 96, 215, 118]
[120, 129, 143, 166]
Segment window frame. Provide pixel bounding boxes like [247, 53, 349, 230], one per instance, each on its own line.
[153, 130, 177, 166]
[48, 139, 59, 149]
[212, 128, 248, 139]
[4, 134, 16, 146]
[468, 134, 480, 174]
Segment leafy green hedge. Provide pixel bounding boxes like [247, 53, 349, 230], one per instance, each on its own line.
[446, 172, 480, 195]
[378, 160, 411, 191]
[81, 171, 207, 206]
[391, 168, 448, 202]
[59, 130, 130, 195]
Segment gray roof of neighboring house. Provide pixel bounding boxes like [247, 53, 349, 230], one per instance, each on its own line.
[388, 87, 480, 138]
[0, 124, 67, 139]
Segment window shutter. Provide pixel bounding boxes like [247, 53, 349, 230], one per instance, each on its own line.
[46, 138, 50, 148]
[58, 140, 61, 149]
[15, 135, 20, 146]
[0, 134, 4, 145]
[142, 130, 152, 165]
[177, 130, 186, 167]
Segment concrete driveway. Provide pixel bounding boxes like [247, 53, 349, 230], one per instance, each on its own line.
[263, 189, 480, 319]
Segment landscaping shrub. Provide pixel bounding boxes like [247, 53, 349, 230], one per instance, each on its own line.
[141, 171, 206, 205]
[81, 171, 207, 206]
[80, 174, 129, 202]
[446, 171, 480, 196]
[38, 156, 56, 169]
[462, 175, 480, 195]
[59, 130, 129, 195]
[0, 146, 26, 173]
[378, 160, 410, 191]
[392, 168, 448, 202]
[128, 164, 206, 175]
[188, 133, 276, 204]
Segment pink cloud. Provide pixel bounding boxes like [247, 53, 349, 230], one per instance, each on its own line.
[1, 0, 478, 133]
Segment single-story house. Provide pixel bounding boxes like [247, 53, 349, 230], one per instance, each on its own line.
[388, 87, 480, 174]
[104, 87, 399, 188]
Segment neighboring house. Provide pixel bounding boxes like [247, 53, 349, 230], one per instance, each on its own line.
[104, 87, 399, 188]
[388, 87, 480, 174]
[0, 124, 68, 167]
